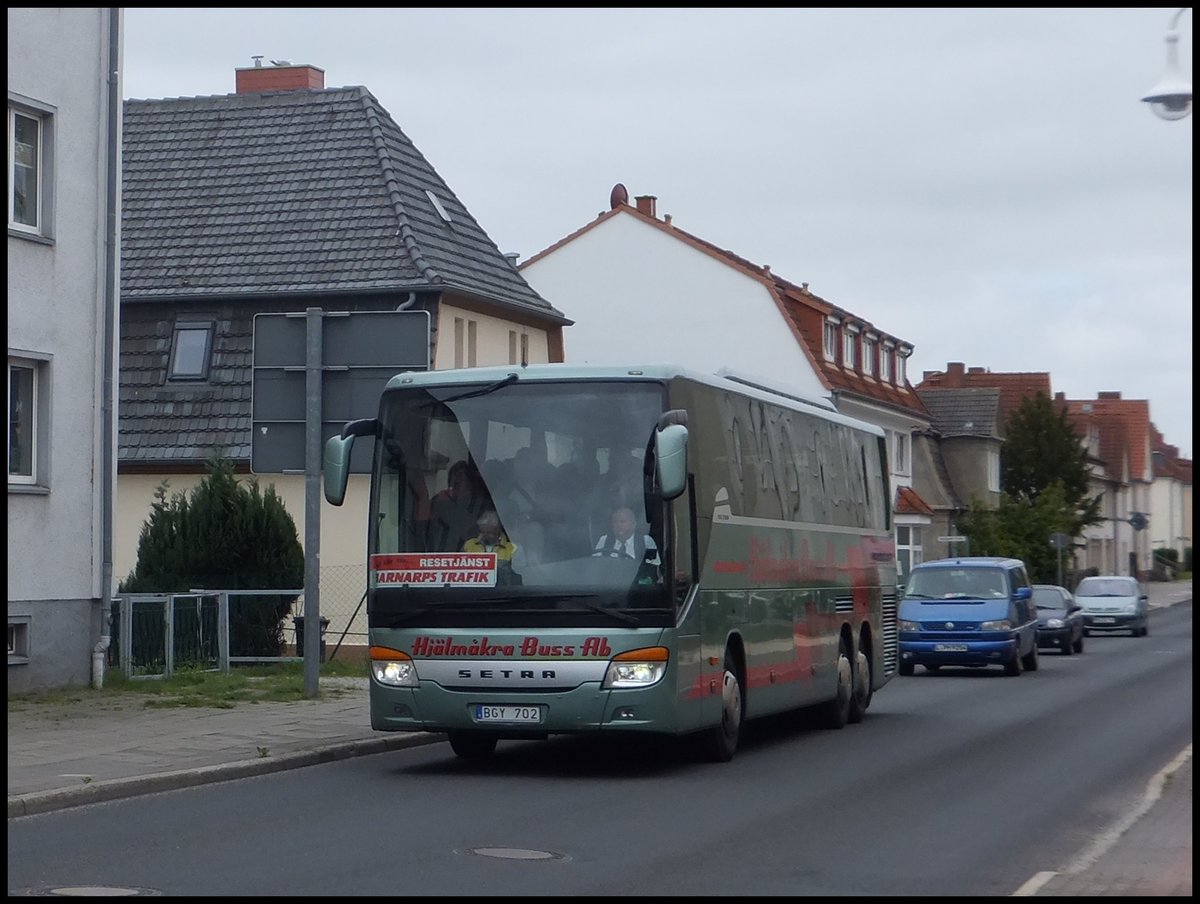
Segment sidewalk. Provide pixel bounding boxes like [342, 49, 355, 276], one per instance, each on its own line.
[8, 581, 1192, 895]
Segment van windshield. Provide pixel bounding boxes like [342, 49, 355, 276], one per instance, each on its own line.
[905, 567, 1008, 600]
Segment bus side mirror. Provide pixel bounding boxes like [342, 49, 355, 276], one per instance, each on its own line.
[323, 434, 355, 505]
[655, 423, 688, 500]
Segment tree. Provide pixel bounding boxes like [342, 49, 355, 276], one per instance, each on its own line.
[1001, 392, 1103, 536]
[120, 456, 304, 657]
[957, 483, 1077, 582]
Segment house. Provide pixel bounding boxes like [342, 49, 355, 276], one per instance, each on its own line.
[518, 186, 935, 581]
[1148, 428, 1192, 571]
[916, 361, 1187, 579]
[8, 8, 123, 691]
[117, 61, 571, 644]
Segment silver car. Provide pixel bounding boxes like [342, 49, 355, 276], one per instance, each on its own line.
[1074, 575, 1149, 636]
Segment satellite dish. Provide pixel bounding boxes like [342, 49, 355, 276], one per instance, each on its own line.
[610, 183, 629, 209]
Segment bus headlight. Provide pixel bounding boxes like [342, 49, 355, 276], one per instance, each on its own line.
[602, 646, 669, 689]
[371, 646, 418, 687]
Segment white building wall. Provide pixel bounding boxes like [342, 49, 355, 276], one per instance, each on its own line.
[521, 215, 826, 397]
[8, 8, 120, 691]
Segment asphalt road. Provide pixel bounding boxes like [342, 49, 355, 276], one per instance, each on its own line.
[7, 603, 1191, 896]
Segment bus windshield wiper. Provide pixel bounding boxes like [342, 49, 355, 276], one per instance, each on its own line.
[439, 373, 519, 404]
[560, 597, 642, 627]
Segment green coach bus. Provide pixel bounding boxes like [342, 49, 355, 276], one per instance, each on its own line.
[323, 363, 898, 762]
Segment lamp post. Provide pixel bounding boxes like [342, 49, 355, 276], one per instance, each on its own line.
[1142, 8, 1192, 120]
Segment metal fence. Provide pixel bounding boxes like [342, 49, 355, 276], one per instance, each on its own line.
[109, 566, 371, 678]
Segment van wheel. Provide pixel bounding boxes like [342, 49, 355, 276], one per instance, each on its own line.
[820, 637, 853, 729]
[698, 650, 743, 762]
[448, 732, 498, 760]
[1004, 650, 1023, 676]
[1021, 644, 1039, 672]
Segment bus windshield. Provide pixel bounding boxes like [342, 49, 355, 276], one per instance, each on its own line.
[368, 378, 672, 616]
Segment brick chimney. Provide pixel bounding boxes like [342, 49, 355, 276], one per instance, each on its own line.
[634, 195, 658, 218]
[235, 59, 325, 94]
[1097, 391, 1123, 400]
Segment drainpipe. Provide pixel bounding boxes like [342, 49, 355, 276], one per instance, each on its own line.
[93, 7, 120, 687]
[396, 291, 417, 311]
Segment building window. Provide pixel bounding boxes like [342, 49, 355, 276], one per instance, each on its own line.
[880, 344, 893, 382]
[862, 334, 877, 377]
[8, 357, 45, 485]
[843, 327, 858, 370]
[987, 448, 1000, 492]
[8, 616, 31, 664]
[9, 105, 50, 234]
[509, 330, 530, 366]
[454, 317, 477, 368]
[168, 322, 214, 381]
[892, 430, 909, 474]
[823, 319, 839, 362]
[896, 525, 924, 585]
[897, 349, 909, 386]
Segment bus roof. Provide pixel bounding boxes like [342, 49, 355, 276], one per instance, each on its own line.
[383, 362, 885, 437]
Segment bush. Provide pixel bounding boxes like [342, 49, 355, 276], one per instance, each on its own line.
[119, 456, 304, 657]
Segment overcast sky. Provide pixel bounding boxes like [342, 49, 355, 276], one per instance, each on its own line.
[122, 8, 1193, 457]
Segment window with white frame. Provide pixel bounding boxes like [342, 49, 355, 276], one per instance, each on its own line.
[896, 525, 924, 585]
[823, 318, 839, 362]
[987, 447, 1000, 492]
[897, 349, 909, 385]
[862, 333, 877, 377]
[454, 317, 477, 368]
[167, 322, 214, 381]
[8, 356, 45, 485]
[9, 102, 53, 236]
[891, 430, 909, 474]
[880, 342, 893, 382]
[843, 326, 859, 369]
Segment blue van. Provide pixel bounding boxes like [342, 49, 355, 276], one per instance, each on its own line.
[898, 557, 1039, 676]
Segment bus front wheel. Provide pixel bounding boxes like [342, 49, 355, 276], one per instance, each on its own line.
[698, 651, 744, 763]
[447, 731, 498, 760]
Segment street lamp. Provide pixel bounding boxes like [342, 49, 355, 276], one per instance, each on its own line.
[1142, 8, 1192, 120]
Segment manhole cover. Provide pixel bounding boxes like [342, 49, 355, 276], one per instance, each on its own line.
[464, 847, 567, 861]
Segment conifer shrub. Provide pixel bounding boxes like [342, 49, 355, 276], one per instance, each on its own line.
[119, 456, 305, 658]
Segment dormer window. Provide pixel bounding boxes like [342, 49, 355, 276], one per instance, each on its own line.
[823, 318, 839, 363]
[168, 321, 214, 381]
[897, 347, 911, 386]
[843, 324, 860, 370]
[880, 342, 894, 382]
[863, 333, 877, 377]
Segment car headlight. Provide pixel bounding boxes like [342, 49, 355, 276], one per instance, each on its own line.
[981, 619, 1011, 631]
[900, 620, 920, 632]
[602, 646, 669, 688]
[1044, 618, 1064, 628]
[370, 646, 419, 687]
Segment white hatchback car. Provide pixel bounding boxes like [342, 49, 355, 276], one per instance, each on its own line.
[1074, 575, 1149, 636]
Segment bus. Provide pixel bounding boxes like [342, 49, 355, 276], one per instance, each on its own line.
[323, 363, 898, 762]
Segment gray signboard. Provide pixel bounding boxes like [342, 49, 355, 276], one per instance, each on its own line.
[251, 310, 430, 474]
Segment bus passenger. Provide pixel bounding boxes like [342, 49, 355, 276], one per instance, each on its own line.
[462, 510, 516, 561]
[593, 506, 660, 567]
[427, 460, 489, 551]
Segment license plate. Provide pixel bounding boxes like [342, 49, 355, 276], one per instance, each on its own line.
[1092, 617, 1116, 624]
[474, 705, 543, 724]
[934, 644, 969, 652]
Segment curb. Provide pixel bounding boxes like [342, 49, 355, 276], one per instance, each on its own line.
[7, 733, 443, 819]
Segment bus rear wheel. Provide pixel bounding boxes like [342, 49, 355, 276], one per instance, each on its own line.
[847, 643, 872, 724]
[698, 651, 743, 763]
[820, 637, 853, 729]
[447, 731, 498, 760]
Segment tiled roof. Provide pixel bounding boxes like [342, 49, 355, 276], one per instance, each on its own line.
[522, 198, 928, 421]
[1062, 394, 1154, 483]
[915, 362, 1050, 430]
[1151, 425, 1193, 484]
[895, 485, 935, 516]
[915, 387, 1001, 437]
[122, 86, 565, 319]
